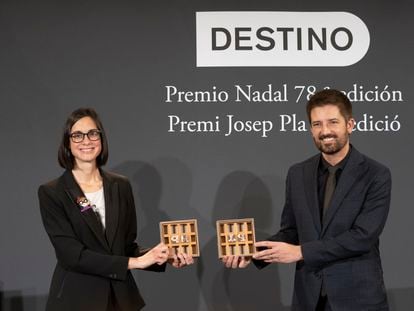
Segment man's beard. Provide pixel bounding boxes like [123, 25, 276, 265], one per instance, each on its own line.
[314, 134, 348, 155]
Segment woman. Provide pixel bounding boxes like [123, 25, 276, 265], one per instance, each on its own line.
[38, 108, 192, 311]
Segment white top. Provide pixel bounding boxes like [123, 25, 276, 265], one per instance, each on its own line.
[85, 188, 106, 228]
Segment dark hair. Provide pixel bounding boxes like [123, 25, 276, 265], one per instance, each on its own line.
[58, 108, 109, 170]
[306, 89, 353, 123]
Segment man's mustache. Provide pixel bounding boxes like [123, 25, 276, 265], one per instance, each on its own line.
[318, 134, 337, 140]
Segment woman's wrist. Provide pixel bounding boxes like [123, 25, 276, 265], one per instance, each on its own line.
[128, 257, 142, 270]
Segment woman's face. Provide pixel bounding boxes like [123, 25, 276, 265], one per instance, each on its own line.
[69, 116, 102, 168]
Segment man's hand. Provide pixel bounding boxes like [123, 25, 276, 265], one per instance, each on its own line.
[221, 255, 251, 269]
[253, 241, 303, 264]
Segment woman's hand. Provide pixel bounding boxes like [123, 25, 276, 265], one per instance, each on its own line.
[128, 243, 169, 269]
[168, 253, 194, 268]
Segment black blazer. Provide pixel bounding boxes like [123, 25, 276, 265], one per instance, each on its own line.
[264, 147, 391, 311]
[38, 169, 164, 311]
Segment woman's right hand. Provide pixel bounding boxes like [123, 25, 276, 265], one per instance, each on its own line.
[128, 243, 169, 269]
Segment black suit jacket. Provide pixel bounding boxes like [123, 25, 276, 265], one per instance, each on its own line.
[38, 170, 164, 311]
[263, 147, 391, 311]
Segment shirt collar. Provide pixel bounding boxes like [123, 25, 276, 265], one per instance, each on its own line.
[319, 144, 353, 173]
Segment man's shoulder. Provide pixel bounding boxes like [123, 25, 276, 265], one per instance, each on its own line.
[289, 153, 320, 171]
[355, 149, 391, 176]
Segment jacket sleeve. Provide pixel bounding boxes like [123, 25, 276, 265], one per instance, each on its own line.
[301, 167, 392, 268]
[38, 184, 130, 281]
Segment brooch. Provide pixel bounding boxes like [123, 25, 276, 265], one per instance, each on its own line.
[76, 196, 94, 213]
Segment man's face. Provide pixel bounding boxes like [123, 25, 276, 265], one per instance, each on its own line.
[310, 104, 354, 155]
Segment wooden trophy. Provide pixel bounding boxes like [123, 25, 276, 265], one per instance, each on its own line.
[160, 219, 200, 257]
[216, 218, 256, 258]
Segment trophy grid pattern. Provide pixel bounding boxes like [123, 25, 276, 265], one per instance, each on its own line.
[216, 218, 255, 258]
[160, 219, 200, 257]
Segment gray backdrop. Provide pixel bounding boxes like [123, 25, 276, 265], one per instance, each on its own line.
[0, 0, 413, 310]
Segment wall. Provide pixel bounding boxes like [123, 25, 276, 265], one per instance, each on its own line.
[0, 0, 412, 310]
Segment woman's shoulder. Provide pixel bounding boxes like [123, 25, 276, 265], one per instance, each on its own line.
[101, 169, 130, 185]
[38, 172, 66, 191]
[37, 172, 68, 200]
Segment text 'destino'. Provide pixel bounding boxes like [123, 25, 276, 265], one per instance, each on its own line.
[196, 11, 370, 67]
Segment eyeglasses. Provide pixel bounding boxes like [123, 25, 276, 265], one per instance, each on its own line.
[69, 129, 101, 143]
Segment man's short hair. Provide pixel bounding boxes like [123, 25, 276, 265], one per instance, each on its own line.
[306, 89, 353, 123]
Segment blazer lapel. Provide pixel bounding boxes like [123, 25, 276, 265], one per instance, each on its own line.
[62, 170, 110, 251]
[101, 170, 119, 249]
[303, 155, 322, 233]
[322, 148, 366, 235]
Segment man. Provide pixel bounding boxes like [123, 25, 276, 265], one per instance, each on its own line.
[223, 89, 391, 311]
